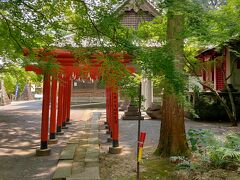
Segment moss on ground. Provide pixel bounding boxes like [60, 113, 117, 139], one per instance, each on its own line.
[119, 155, 176, 180]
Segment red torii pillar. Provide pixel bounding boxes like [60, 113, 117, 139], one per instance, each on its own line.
[105, 87, 110, 129]
[66, 78, 72, 124]
[49, 77, 58, 144]
[56, 76, 64, 135]
[62, 76, 68, 129]
[106, 86, 113, 141]
[36, 74, 51, 156]
[108, 87, 122, 154]
[61, 75, 71, 128]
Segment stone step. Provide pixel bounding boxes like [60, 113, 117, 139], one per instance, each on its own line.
[88, 134, 98, 140]
[68, 137, 81, 144]
[71, 161, 85, 176]
[73, 146, 86, 162]
[52, 160, 73, 180]
[59, 144, 78, 160]
[124, 111, 141, 116]
[89, 130, 98, 134]
[78, 139, 88, 146]
[68, 167, 100, 180]
[85, 148, 99, 163]
[122, 115, 144, 120]
[88, 137, 98, 144]
[53, 112, 101, 180]
[127, 106, 138, 111]
[91, 124, 98, 130]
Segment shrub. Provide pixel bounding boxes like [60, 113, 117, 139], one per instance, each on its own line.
[208, 147, 240, 168]
[194, 95, 228, 121]
[187, 129, 219, 152]
[187, 129, 240, 169]
[224, 133, 240, 150]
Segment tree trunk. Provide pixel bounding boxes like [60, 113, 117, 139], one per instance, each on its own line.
[200, 82, 237, 126]
[225, 85, 237, 126]
[155, 3, 190, 157]
[222, 49, 238, 126]
[156, 94, 190, 157]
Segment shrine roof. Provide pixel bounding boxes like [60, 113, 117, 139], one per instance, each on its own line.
[195, 47, 223, 61]
[57, 0, 161, 48]
[115, 0, 160, 17]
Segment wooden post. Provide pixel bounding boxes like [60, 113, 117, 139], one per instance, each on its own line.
[105, 87, 111, 133]
[109, 87, 122, 154]
[56, 77, 64, 135]
[66, 78, 72, 123]
[109, 88, 113, 136]
[105, 87, 109, 125]
[36, 74, 51, 155]
[49, 77, 58, 143]
[62, 76, 68, 129]
[112, 90, 119, 147]
[137, 82, 142, 180]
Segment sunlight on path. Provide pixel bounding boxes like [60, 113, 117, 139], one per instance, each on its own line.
[0, 100, 104, 180]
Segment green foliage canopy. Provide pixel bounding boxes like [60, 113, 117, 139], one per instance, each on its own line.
[0, 0, 240, 95]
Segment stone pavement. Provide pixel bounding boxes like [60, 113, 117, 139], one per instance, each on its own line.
[2, 101, 240, 180]
[52, 112, 101, 180]
[0, 100, 104, 180]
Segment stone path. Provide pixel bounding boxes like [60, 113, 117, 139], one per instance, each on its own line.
[52, 112, 101, 180]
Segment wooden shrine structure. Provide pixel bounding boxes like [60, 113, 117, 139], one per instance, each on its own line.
[24, 48, 134, 155]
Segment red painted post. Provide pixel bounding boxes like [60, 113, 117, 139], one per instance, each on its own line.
[109, 88, 113, 137]
[40, 74, 51, 149]
[106, 87, 110, 126]
[57, 77, 64, 134]
[64, 82, 68, 123]
[49, 77, 57, 140]
[62, 77, 67, 128]
[66, 79, 72, 123]
[111, 89, 119, 147]
[105, 86, 112, 137]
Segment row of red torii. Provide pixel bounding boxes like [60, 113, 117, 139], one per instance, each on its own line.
[24, 49, 135, 155]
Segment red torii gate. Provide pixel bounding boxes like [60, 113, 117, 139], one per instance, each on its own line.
[24, 49, 134, 155]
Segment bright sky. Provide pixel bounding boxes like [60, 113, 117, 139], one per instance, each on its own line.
[0, 57, 3, 65]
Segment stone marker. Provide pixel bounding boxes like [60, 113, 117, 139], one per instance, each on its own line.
[122, 104, 144, 120]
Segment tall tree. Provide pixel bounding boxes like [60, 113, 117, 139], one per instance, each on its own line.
[155, 0, 190, 157]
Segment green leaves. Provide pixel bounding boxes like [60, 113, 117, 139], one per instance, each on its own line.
[119, 74, 141, 104]
[0, 0, 239, 100]
[224, 133, 240, 150]
[187, 129, 240, 168]
[138, 45, 186, 96]
[3, 66, 41, 94]
[187, 128, 219, 152]
[137, 16, 167, 42]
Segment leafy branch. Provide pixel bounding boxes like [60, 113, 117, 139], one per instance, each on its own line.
[0, 11, 22, 49]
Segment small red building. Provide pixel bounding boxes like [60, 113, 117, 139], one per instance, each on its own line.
[196, 45, 240, 91]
